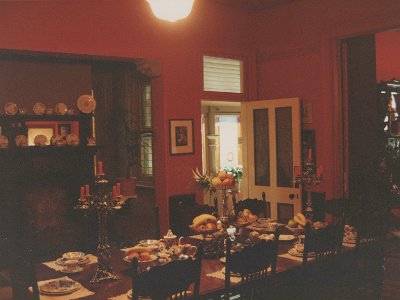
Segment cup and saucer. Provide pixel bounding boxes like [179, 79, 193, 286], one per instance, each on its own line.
[60, 259, 83, 274]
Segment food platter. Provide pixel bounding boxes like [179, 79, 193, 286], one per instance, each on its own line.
[55, 256, 90, 267]
[123, 254, 157, 264]
[77, 95, 96, 114]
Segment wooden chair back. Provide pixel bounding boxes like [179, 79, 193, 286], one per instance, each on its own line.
[131, 245, 203, 300]
[232, 192, 269, 218]
[0, 237, 40, 300]
[303, 223, 344, 264]
[225, 228, 279, 290]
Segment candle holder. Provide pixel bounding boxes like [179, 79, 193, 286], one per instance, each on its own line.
[293, 160, 323, 220]
[75, 173, 124, 284]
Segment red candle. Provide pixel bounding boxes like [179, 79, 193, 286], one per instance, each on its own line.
[80, 186, 85, 200]
[98, 161, 103, 175]
[308, 148, 312, 161]
[85, 184, 90, 196]
[116, 183, 121, 196]
[293, 166, 301, 177]
[112, 185, 117, 198]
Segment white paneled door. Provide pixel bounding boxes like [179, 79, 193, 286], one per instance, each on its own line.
[241, 98, 302, 221]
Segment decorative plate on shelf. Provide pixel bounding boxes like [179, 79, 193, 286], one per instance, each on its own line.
[15, 135, 28, 147]
[77, 95, 96, 114]
[4, 102, 18, 115]
[0, 135, 9, 148]
[33, 102, 46, 115]
[66, 133, 79, 146]
[34, 134, 48, 147]
[55, 102, 68, 115]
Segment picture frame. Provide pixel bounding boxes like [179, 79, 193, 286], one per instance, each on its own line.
[169, 119, 194, 155]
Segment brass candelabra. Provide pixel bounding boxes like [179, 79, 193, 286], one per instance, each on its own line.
[75, 171, 124, 284]
[293, 160, 323, 220]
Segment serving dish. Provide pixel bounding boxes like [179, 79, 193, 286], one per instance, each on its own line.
[62, 252, 86, 260]
[55, 256, 90, 267]
[77, 95, 96, 114]
[60, 266, 83, 274]
[279, 234, 296, 241]
[123, 254, 157, 264]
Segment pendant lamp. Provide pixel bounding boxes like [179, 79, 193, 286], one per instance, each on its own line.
[146, 0, 195, 22]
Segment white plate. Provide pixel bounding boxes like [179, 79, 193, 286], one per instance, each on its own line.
[66, 133, 79, 146]
[55, 102, 68, 115]
[123, 254, 158, 264]
[0, 135, 9, 148]
[288, 248, 315, 258]
[4, 102, 18, 115]
[62, 252, 86, 260]
[221, 267, 241, 277]
[55, 257, 90, 267]
[15, 135, 28, 147]
[39, 279, 81, 295]
[33, 102, 46, 115]
[139, 239, 159, 247]
[279, 234, 296, 241]
[77, 95, 96, 114]
[60, 266, 83, 274]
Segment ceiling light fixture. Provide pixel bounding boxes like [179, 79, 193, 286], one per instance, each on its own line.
[146, 0, 195, 22]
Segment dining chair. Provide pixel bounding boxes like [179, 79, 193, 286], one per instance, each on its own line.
[300, 223, 345, 299]
[224, 228, 280, 299]
[131, 244, 203, 300]
[232, 191, 270, 219]
[0, 237, 40, 300]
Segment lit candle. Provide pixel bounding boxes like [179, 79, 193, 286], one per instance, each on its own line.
[98, 161, 103, 175]
[116, 183, 121, 196]
[308, 148, 312, 161]
[293, 166, 301, 177]
[85, 184, 90, 196]
[80, 186, 85, 200]
[112, 185, 117, 199]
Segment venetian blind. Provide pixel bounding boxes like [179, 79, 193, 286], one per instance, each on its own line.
[203, 56, 243, 93]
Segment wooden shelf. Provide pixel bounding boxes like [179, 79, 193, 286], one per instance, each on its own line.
[0, 113, 92, 122]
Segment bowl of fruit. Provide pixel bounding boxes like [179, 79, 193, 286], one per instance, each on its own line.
[285, 213, 307, 233]
[234, 209, 258, 227]
[189, 214, 220, 235]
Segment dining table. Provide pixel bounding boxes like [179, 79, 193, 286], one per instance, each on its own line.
[32, 225, 356, 299]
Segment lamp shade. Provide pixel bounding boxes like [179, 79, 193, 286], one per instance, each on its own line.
[147, 0, 195, 22]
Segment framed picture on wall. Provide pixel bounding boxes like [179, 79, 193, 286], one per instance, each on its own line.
[169, 119, 194, 155]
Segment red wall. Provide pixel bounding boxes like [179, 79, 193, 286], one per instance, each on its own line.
[254, 0, 400, 198]
[376, 31, 400, 82]
[0, 0, 254, 233]
[1, 0, 400, 233]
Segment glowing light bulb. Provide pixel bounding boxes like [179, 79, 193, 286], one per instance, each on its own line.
[147, 0, 195, 22]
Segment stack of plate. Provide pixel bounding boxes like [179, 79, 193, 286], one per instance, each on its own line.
[55, 252, 90, 273]
[39, 278, 81, 295]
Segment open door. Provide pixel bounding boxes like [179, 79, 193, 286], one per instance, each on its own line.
[242, 98, 301, 222]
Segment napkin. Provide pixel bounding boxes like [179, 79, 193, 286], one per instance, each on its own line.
[30, 276, 94, 300]
[43, 254, 98, 272]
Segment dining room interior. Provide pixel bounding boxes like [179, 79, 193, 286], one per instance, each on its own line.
[1, 0, 400, 299]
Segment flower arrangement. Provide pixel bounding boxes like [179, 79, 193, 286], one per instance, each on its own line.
[192, 166, 243, 192]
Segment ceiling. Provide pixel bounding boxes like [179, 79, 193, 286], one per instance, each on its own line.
[213, 0, 297, 11]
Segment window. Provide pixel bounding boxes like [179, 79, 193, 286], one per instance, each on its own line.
[139, 82, 153, 178]
[203, 56, 243, 93]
